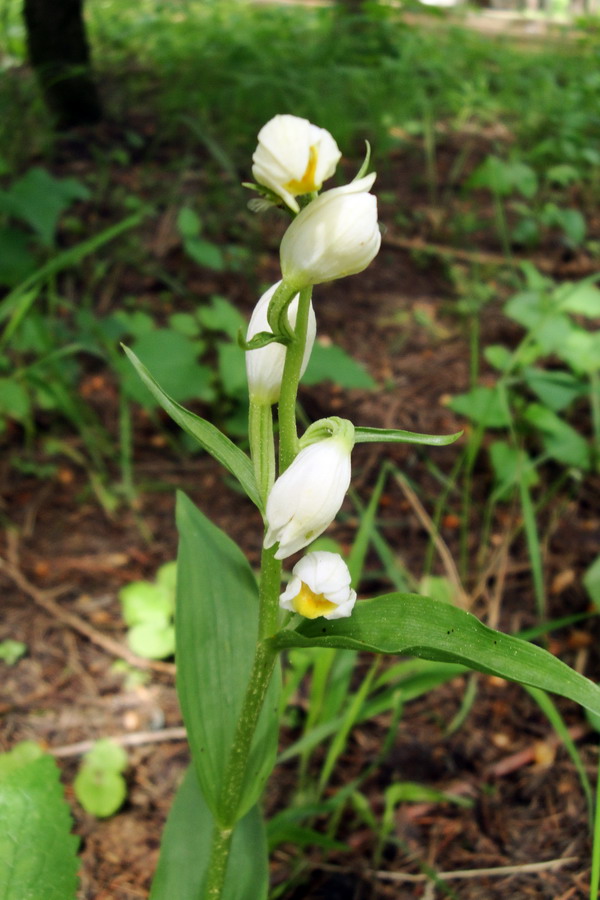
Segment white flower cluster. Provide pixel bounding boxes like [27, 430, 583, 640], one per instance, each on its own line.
[245, 114, 381, 620]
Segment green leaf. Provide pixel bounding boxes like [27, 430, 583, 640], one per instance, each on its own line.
[0, 167, 90, 247]
[74, 764, 127, 818]
[184, 237, 225, 271]
[489, 440, 538, 493]
[555, 280, 600, 317]
[122, 347, 261, 509]
[128, 621, 175, 659]
[522, 368, 586, 412]
[0, 751, 79, 899]
[270, 593, 600, 717]
[523, 402, 591, 469]
[556, 327, 600, 375]
[122, 329, 213, 406]
[583, 556, 600, 609]
[0, 226, 36, 286]
[218, 341, 247, 396]
[197, 295, 246, 339]
[354, 426, 462, 446]
[0, 377, 31, 422]
[175, 492, 280, 822]
[84, 738, 128, 773]
[303, 343, 376, 389]
[120, 581, 173, 626]
[447, 386, 511, 428]
[150, 767, 268, 900]
[0, 639, 27, 664]
[176, 207, 202, 239]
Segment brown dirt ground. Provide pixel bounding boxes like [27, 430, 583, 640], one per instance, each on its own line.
[1, 119, 599, 900]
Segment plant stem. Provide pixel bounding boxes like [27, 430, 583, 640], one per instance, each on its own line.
[249, 399, 275, 506]
[217, 640, 278, 826]
[204, 824, 233, 899]
[277, 285, 312, 472]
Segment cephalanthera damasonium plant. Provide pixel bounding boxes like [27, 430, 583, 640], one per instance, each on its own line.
[124, 114, 600, 899]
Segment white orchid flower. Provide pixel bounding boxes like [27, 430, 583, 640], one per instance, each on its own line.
[252, 114, 341, 213]
[279, 551, 357, 620]
[280, 174, 381, 289]
[245, 281, 316, 405]
[264, 423, 354, 560]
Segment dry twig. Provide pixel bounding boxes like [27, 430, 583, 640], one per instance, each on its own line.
[0, 532, 175, 676]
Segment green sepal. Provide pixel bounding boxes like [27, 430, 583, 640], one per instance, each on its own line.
[122, 345, 262, 510]
[238, 327, 290, 352]
[353, 141, 372, 182]
[175, 492, 280, 824]
[266, 280, 298, 342]
[150, 767, 268, 900]
[270, 593, 600, 717]
[300, 416, 355, 450]
[354, 426, 463, 446]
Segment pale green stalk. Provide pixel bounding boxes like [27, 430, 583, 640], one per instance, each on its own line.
[249, 399, 275, 506]
[204, 281, 313, 897]
[277, 285, 313, 471]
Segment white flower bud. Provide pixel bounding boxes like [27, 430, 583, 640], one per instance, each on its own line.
[264, 429, 353, 560]
[279, 551, 357, 620]
[280, 174, 381, 289]
[245, 281, 316, 405]
[252, 114, 341, 213]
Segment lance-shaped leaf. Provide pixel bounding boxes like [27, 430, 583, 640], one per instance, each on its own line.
[354, 427, 462, 447]
[123, 346, 261, 510]
[150, 767, 268, 900]
[270, 593, 600, 717]
[175, 492, 280, 825]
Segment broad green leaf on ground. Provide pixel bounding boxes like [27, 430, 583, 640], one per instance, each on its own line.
[176, 492, 280, 823]
[354, 427, 462, 446]
[446, 385, 511, 428]
[0, 167, 90, 246]
[123, 347, 261, 509]
[524, 403, 591, 469]
[555, 279, 600, 316]
[303, 342, 376, 389]
[74, 738, 128, 818]
[522, 368, 586, 412]
[150, 767, 268, 900]
[0, 749, 79, 900]
[270, 593, 600, 718]
[118, 329, 213, 407]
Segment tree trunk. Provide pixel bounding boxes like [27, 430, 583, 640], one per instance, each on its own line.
[23, 0, 102, 129]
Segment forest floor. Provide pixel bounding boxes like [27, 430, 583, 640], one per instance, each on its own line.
[1, 117, 600, 899]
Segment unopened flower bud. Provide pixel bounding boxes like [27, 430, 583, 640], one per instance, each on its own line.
[264, 421, 354, 559]
[252, 115, 341, 213]
[280, 174, 381, 289]
[279, 551, 357, 620]
[246, 281, 316, 404]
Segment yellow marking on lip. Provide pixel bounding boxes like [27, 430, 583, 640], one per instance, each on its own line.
[284, 145, 319, 195]
[292, 581, 337, 619]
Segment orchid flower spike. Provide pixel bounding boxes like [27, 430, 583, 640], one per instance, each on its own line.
[252, 114, 341, 214]
[280, 551, 357, 620]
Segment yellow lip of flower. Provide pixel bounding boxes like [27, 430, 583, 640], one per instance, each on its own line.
[284, 146, 319, 195]
[292, 581, 338, 619]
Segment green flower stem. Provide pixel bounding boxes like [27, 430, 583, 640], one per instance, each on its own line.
[249, 399, 275, 506]
[204, 824, 233, 899]
[217, 639, 277, 827]
[278, 285, 313, 472]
